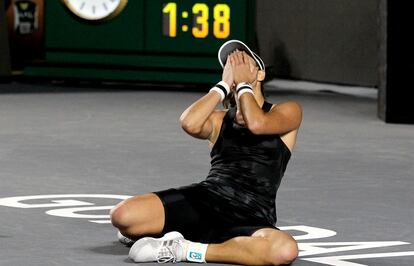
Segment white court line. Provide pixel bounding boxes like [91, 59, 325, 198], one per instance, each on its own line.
[302, 251, 414, 266]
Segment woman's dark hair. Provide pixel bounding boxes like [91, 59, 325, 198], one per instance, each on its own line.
[223, 82, 265, 108]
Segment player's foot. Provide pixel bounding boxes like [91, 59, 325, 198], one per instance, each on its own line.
[129, 231, 186, 263]
[117, 231, 136, 247]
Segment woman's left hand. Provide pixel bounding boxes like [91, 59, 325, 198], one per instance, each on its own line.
[230, 51, 258, 85]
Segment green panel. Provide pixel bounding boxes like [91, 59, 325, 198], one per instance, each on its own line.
[24, 66, 221, 84]
[145, 0, 249, 54]
[45, 1, 145, 51]
[24, 0, 256, 83]
[46, 52, 219, 70]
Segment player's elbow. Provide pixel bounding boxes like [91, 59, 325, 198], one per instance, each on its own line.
[246, 120, 265, 135]
[182, 123, 202, 136]
[180, 116, 202, 136]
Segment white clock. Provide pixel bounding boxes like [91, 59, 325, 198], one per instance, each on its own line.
[62, 0, 128, 21]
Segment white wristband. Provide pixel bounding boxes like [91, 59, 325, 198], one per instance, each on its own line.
[236, 82, 254, 100]
[210, 87, 225, 101]
[216, 81, 230, 95]
[210, 81, 230, 101]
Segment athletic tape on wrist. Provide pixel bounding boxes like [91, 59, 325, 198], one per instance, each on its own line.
[210, 81, 230, 101]
[236, 82, 254, 100]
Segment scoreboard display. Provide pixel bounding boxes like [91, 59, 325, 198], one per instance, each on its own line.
[24, 0, 256, 84]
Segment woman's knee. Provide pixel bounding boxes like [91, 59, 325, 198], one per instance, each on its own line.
[279, 238, 299, 265]
[110, 201, 131, 229]
[269, 236, 299, 265]
[110, 194, 165, 236]
[253, 228, 298, 265]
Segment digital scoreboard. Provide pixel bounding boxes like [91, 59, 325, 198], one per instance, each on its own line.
[24, 0, 256, 84]
[162, 2, 231, 39]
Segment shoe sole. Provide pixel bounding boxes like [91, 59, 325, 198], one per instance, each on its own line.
[117, 231, 136, 247]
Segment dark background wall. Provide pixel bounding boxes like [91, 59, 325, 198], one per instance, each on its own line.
[0, 0, 11, 78]
[378, 0, 414, 124]
[256, 0, 379, 87]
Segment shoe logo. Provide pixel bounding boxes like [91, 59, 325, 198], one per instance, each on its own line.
[189, 252, 202, 261]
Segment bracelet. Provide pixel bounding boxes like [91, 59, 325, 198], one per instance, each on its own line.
[236, 82, 254, 100]
[210, 81, 230, 101]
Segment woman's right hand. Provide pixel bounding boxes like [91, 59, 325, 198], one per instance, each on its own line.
[222, 56, 234, 88]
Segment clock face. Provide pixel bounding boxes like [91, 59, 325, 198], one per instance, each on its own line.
[63, 0, 128, 21]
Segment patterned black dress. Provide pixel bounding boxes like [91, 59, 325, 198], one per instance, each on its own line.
[155, 101, 292, 243]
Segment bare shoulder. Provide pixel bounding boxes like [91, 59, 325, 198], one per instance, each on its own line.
[271, 101, 302, 116]
[270, 100, 303, 129]
[210, 109, 228, 131]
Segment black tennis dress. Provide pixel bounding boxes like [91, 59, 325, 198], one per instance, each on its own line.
[155, 101, 291, 243]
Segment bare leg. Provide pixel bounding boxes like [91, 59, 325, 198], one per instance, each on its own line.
[110, 193, 165, 238]
[206, 228, 299, 265]
[111, 195, 298, 265]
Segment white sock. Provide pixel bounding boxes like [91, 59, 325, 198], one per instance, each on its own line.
[181, 241, 208, 263]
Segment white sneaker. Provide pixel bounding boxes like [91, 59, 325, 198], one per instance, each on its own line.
[117, 231, 136, 247]
[129, 231, 186, 263]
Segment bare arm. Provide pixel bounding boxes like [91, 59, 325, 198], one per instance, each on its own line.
[180, 58, 234, 140]
[179, 92, 223, 140]
[230, 51, 302, 135]
[239, 96, 302, 135]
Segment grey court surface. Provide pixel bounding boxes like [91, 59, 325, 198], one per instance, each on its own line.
[0, 81, 413, 266]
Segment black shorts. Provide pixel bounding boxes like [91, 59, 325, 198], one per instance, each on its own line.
[154, 183, 277, 244]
